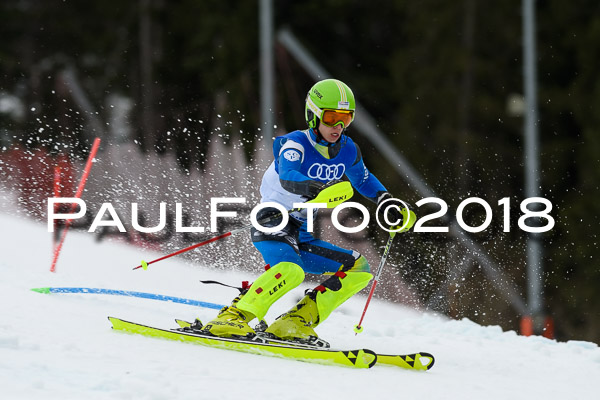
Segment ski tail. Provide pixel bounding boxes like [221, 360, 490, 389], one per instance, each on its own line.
[175, 319, 192, 328]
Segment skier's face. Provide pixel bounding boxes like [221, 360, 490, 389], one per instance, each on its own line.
[318, 122, 343, 143]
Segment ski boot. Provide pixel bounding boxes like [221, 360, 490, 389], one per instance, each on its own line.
[263, 291, 324, 346]
[200, 290, 257, 339]
[201, 262, 305, 339]
[265, 270, 373, 345]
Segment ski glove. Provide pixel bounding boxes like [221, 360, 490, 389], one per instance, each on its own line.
[376, 192, 417, 233]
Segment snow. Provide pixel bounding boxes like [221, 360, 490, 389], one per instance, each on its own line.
[1, 212, 599, 400]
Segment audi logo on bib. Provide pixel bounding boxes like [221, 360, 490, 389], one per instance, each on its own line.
[307, 163, 346, 180]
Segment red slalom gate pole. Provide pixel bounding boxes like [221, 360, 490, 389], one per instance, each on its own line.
[53, 164, 62, 252]
[50, 137, 101, 272]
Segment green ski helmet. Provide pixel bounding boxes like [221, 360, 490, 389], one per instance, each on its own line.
[305, 79, 356, 130]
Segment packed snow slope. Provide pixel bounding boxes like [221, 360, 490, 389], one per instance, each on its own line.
[1, 212, 599, 400]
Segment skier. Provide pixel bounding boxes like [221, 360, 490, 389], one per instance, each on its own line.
[199, 79, 415, 343]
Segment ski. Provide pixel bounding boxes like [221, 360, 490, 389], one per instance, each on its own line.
[109, 316, 377, 369]
[173, 318, 435, 371]
[174, 318, 330, 348]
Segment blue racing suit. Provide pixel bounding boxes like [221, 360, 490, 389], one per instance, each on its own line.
[251, 128, 388, 276]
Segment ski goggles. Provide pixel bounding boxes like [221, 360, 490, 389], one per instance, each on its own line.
[307, 96, 355, 128]
[320, 109, 354, 128]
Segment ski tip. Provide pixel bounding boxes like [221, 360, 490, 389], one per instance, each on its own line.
[31, 287, 51, 294]
[420, 352, 435, 370]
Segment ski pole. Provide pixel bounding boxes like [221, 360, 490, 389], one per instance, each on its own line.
[354, 230, 396, 334]
[133, 181, 354, 270]
[133, 213, 280, 270]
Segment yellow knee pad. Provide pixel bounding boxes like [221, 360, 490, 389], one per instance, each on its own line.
[314, 271, 373, 322]
[236, 262, 305, 320]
